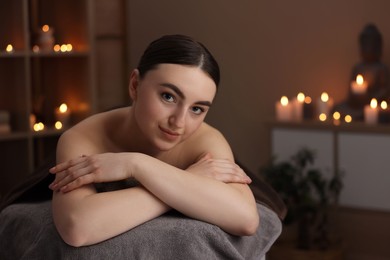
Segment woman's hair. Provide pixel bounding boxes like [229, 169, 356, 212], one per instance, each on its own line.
[137, 35, 220, 88]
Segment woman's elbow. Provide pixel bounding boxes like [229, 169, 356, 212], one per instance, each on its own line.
[239, 211, 260, 236]
[54, 215, 90, 247]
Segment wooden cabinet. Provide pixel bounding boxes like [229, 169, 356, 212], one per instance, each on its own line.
[270, 121, 390, 212]
[0, 0, 98, 198]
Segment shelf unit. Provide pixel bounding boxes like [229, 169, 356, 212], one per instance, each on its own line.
[0, 0, 96, 198]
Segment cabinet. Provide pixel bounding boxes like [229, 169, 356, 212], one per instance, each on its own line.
[270, 121, 390, 212]
[0, 0, 97, 198]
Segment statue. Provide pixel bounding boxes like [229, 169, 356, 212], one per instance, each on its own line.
[334, 24, 389, 120]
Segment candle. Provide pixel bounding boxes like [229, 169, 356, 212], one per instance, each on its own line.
[378, 100, 390, 124]
[36, 24, 55, 51]
[333, 111, 341, 125]
[5, 44, 14, 53]
[351, 74, 367, 94]
[303, 96, 315, 120]
[291, 92, 305, 121]
[55, 103, 71, 127]
[364, 98, 378, 124]
[317, 92, 334, 119]
[276, 96, 292, 122]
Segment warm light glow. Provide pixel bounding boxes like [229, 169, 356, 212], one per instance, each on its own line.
[319, 113, 327, 121]
[370, 98, 378, 109]
[333, 111, 341, 120]
[304, 96, 312, 104]
[32, 45, 40, 52]
[42, 25, 50, 32]
[380, 101, 388, 110]
[345, 115, 352, 123]
[59, 103, 68, 113]
[356, 74, 364, 85]
[280, 96, 289, 106]
[66, 44, 73, 51]
[33, 122, 45, 132]
[297, 92, 305, 102]
[60, 44, 68, 52]
[55, 121, 63, 130]
[321, 92, 329, 102]
[53, 44, 61, 52]
[6, 44, 13, 52]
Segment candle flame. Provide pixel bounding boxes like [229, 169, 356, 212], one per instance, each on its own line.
[297, 92, 305, 102]
[356, 74, 364, 85]
[55, 121, 63, 130]
[333, 111, 341, 120]
[344, 115, 352, 123]
[42, 25, 50, 32]
[33, 122, 45, 131]
[319, 113, 327, 121]
[380, 100, 387, 110]
[280, 96, 289, 106]
[370, 98, 378, 109]
[54, 44, 61, 52]
[321, 92, 329, 102]
[304, 96, 312, 104]
[59, 103, 68, 113]
[6, 44, 13, 52]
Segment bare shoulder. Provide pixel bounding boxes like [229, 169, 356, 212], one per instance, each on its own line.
[57, 107, 128, 161]
[180, 122, 234, 163]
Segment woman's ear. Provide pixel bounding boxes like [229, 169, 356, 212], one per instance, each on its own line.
[129, 69, 140, 101]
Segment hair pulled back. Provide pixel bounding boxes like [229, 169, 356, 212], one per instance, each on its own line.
[137, 35, 220, 88]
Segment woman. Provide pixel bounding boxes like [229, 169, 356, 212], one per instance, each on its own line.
[49, 34, 259, 247]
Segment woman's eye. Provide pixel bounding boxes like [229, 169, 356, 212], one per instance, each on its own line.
[162, 93, 175, 102]
[191, 106, 205, 115]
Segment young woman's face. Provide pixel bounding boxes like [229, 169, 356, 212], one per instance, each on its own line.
[130, 64, 217, 151]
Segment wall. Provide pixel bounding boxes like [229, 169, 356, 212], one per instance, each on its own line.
[126, 0, 390, 173]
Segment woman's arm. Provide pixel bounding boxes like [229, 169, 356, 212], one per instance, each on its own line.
[52, 127, 259, 246]
[52, 131, 171, 247]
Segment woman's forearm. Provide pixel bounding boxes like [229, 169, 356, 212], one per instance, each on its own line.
[52, 185, 170, 247]
[130, 153, 259, 236]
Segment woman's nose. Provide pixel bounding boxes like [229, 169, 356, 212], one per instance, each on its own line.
[169, 109, 186, 128]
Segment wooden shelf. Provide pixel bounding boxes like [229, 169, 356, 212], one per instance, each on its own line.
[0, 0, 96, 198]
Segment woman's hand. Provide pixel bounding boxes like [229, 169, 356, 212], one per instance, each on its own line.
[49, 153, 132, 193]
[186, 153, 252, 184]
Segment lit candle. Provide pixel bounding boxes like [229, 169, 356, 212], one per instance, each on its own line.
[275, 96, 292, 122]
[333, 111, 341, 125]
[291, 92, 305, 121]
[351, 74, 367, 94]
[364, 98, 378, 124]
[303, 96, 315, 120]
[33, 122, 45, 132]
[317, 92, 334, 119]
[5, 44, 14, 53]
[36, 24, 55, 51]
[378, 100, 390, 124]
[55, 103, 71, 127]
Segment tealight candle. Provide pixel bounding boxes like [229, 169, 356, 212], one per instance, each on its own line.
[275, 96, 292, 122]
[5, 44, 14, 53]
[364, 98, 378, 124]
[55, 103, 71, 127]
[351, 74, 367, 94]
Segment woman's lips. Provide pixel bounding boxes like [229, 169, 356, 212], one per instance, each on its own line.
[159, 126, 181, 140]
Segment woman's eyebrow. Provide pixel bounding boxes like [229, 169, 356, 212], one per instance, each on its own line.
[160, 83, 212, 107]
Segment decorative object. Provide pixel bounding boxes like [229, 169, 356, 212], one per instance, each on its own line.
[276, 96, 292, 121]
[333, 23, 389, 120]
[364, 98, 378, 124]
[261, 147, 343, 251]
[35, 24, 55, 51]
[378, 100, 390, 123]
